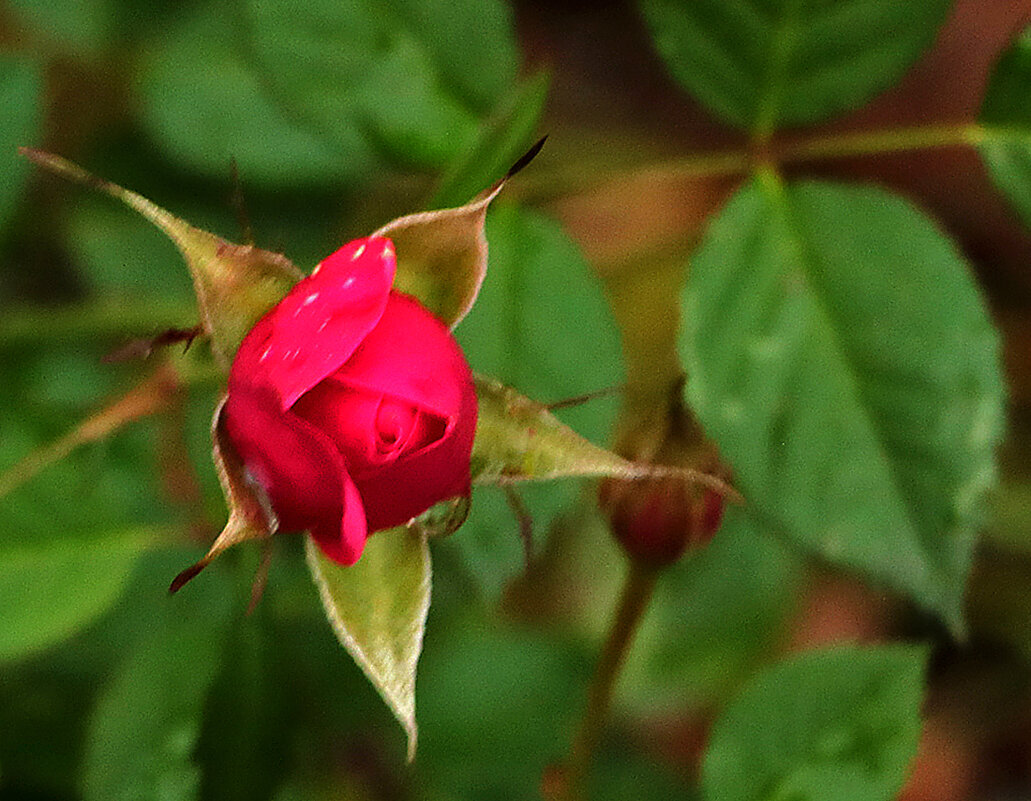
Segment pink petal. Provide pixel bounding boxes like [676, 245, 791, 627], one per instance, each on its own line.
[233, 237, 397, 411]
[335, 292, 470, 420]
[222, 379, 369, 565]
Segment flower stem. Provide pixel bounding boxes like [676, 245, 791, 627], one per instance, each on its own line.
[556, 559, 659, 801]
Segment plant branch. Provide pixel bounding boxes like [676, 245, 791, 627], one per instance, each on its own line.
[552, 559, 659, 801]
[513, 122, 985, 203]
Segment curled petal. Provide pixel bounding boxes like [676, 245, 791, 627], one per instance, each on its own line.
[232, 237, 397, 410]
[222, 380, 368, 565]
[353, 367, 477, 532]
[337, 292, 471, 420]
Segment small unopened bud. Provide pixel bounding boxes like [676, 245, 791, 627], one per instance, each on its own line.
[599, 476, 725, 566]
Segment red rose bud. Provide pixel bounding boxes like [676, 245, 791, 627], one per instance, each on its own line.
[222, 236, 477, 566]
[599, 476, 725, 566]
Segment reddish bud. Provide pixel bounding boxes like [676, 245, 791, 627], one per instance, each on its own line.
[599, 476, 725, 566]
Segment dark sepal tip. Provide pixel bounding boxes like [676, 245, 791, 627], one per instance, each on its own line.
[168, 560, 207, 594]
[505, 135, 548, 180]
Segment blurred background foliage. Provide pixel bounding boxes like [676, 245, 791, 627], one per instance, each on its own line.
[1, 0, 1031, 800]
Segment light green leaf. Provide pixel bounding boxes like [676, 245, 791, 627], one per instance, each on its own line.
[682, 177, 1004, 632]
[81, 564, 232, 801]
[638, 0, 951, 136]
[473, 375, 715, 487]
[305, 529, 431, 761]
[979, 24, 1031, 231]
[8, 0, 112, 55]
[241, 0, 518, 167]
[374, 181, 505, 328]
[0, 528, 159, 662]
[702, 644, 927, 801]
[431, 72, 551, 210]
[137, 3, 368, 187]
[0, 57, 42, 233]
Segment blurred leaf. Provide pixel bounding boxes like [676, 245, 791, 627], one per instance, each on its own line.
[0, 58, 43, 234]
[305, 529, 431, 761]
[979, 24, 1031, 231]
[452, 205, 624, 600]
[66, 194, 196, 301]
[0, 365, 178, 501]
[638, 0, 951, 135]
[197, 609, 288, 801]
[460, 205, 622, 443]
[682, 177, 1004, 632]
[431, 72, 551, 209]
[417, 611, 589, 798]
[24, 149, 303, 366]
[137, 3, 367, 187]
[80, 564, 233, 801]
[375, 181, 505, 327]
[8, 0, 113, 54]
[702, 644, 927, 801]
[241, 0, 518, 168]
[0, 527, 161, 663]
[621, 507, 799, 710]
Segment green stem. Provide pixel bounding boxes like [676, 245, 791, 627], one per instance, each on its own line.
[515, 122, 985, 203]
[777, 122, 985, 164]
[558, 559, 659, 801]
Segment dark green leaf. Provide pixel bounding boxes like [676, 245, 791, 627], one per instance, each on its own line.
[0, 57, 43, 234]
[638, 0, 951, 135]
[417, 610, 589, 798]
[431, 72, 551, 209]
[137, 3, 367, 187]
[241, 0, 519, 168]
[0, 528, 159, 662]
[622, 507, 800, 710]
[459, 205, 622, 444]
[979, 24, 1031, 231]
[682, 177, 1004, 632]
[305, 529, 431, 761]
[80, 565, 232, 801]
[702, 644, 927, 801]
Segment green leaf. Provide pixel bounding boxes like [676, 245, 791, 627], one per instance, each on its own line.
[241, 0, 518, 168]
[0, 528, 159, 662]
[305, 529, 431, 761]
[638, 0, 951, 136]
[702, 644, 927, 801]
[431, 72, 551, 210]
[80, 564, 232, 801]
[622, 507, 799, 710]
[682, 177, 1004, 632]
[979, 24, 1031, 231]
[137, 3, 368, 187]
[0, 57, 42, 234]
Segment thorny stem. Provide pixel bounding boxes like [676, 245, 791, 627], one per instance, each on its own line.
[553, 559, 659, 801]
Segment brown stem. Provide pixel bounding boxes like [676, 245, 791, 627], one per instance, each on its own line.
[553, 559, 659, 801]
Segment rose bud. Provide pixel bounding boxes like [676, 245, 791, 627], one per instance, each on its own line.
[599, 476, 725, 566]
[222, 236, 477, 565]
